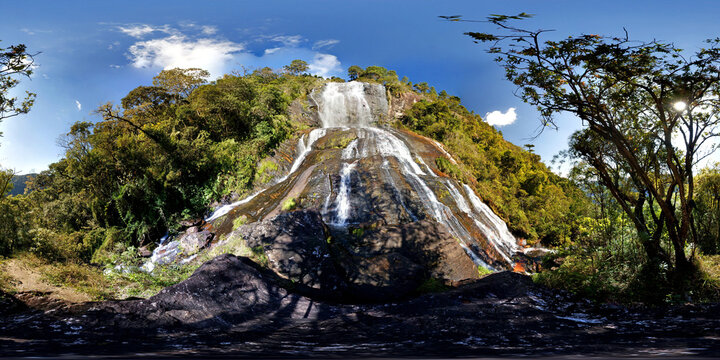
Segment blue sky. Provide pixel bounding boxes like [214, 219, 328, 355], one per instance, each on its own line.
[2, 0, 719, 174]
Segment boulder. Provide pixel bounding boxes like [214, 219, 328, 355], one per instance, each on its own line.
[138, 246, 152, 258]
[99, 254, 338, 328]
[236, 210, 344, 298]
[177, 231, 213, 253]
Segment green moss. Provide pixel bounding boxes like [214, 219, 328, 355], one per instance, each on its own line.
[318, 133, 357, 150]
[350, 227, 365, 238]
[232, 215, 248, 230]
[281, 197, 297, 211]
[477, 265, 493, 277]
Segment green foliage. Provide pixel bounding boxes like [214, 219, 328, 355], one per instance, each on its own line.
[251, 245, 268, 267]
[350, 227, 364, 238]
[400, 96, 586, 244]
[0, 63, 324, 267]
[106, 262, 200, 299]
[0, 42, 36, 125]
[695, 165, 720, 254]
[347, 65, 412, 96]
[256, 159, 279, 184]
[284, 59, 309, 75]
[435, 157, 464, 181]
[467, 16, 720, 283]
[281, 197, 297, 211]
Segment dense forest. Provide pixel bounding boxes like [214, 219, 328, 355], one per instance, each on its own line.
[1, 54, 719, 304]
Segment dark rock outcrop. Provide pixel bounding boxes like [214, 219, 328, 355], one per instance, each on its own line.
[236, 210, 345, 299]
[98, 254, 340, 328]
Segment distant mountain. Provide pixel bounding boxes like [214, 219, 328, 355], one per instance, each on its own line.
[9, 174, 35, 196]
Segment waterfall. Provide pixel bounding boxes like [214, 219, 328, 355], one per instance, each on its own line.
[205, 128, 326, 221]
[205, 81, 519, 270]
[332, 161, 357, 225]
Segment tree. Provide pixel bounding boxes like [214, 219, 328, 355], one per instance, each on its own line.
[152, 68, 209, 99]
[462, 14, 720, 279]
[283, 59, 308, 75]
[0, 42, 36, 133]
[695, 165, 720, 254]
[347, 65, 363, 81]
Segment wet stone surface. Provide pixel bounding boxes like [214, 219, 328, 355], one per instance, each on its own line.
[1, 254, 720, 358]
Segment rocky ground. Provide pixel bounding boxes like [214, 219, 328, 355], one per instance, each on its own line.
[1, 253, 719, 358]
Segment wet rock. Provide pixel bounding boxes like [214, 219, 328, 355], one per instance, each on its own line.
[354, 220, 480, 284]
[137, 246, 152, 258]
[178, 218, 203, 228]
[342, 252, 424, 301]
[236, 210, 344, 298]
[177, 231, 213, 253]
[141, 231, 213, 272]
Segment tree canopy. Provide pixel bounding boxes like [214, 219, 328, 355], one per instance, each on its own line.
[0, 42, 36, 135]
[463, 14, 720, 286]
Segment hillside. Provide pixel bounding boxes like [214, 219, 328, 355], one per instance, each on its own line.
[9, 174, 34, 196]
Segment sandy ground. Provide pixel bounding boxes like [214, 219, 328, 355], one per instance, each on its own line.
[1, 259, 90, 304]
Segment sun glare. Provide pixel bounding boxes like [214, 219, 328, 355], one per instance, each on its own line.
[673, 101, 687, 112]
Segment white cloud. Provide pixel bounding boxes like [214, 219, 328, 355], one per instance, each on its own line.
[117, 24, 343, 79]
[127, 35, 244, 78]
[75, 100, 82, 111]
[264, 47, 282, 55]
[485, 107, 517, 126]
[201, 25, 218, 35]
[272, 35, 303, 47]
[308, 54, 341, 78]
[109, 64, 122, 69]
[312, 39, 339, 50]
[118, 24, 158, 38]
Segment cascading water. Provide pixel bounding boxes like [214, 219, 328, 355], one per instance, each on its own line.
[203, 81, 520, 271]
[313, 82, 520, 269]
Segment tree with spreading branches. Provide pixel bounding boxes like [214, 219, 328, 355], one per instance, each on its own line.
[452, 14, 720, 281]
[0, 42, 36, 132]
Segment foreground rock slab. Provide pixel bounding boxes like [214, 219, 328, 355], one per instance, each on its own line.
[1, 254, 720, 358]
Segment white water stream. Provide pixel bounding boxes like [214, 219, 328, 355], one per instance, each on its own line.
[314, 82, 519, 269]
[203, 81, 520, 269]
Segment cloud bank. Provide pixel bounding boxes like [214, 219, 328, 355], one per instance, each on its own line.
[118, 24, 343, 79]
[485, 107, 517, 126]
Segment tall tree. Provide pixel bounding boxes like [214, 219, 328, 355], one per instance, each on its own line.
[460, 14, 720, 278]
[283, 59, 309, 75]
[0, 42, 36, 133]
[152, 68, 209, 100]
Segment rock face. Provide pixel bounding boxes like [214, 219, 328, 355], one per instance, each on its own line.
[236, 210, 344, 299]
[232, 210, 477, 301]
[100, 254, 339, 328]
[197, 81, 525, 300]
